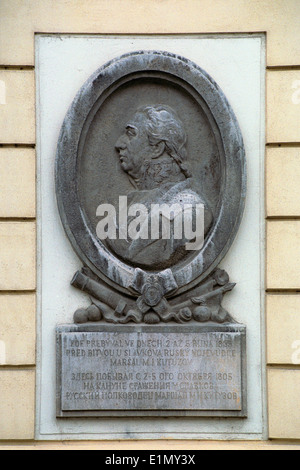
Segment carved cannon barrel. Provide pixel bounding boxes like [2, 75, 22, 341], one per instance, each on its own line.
[71, 270, 136, 313]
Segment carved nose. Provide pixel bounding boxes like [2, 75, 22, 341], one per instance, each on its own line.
[115, 134, 126, 150]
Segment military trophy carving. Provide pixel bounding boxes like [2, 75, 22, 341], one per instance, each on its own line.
[56, 51, 247, 418]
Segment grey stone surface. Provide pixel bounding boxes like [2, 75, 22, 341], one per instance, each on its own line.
[56, 323, 247, 418]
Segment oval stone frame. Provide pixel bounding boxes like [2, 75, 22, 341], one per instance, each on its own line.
[56, 51, 246, 296]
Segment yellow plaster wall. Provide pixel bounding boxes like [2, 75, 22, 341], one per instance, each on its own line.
[0, 0, 300, 449]
[0, 0, 299, 67]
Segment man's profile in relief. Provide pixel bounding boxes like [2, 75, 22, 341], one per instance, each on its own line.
[106, 104, 213, 269]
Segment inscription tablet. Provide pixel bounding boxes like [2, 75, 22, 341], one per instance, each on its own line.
[57, 324, 246, 418]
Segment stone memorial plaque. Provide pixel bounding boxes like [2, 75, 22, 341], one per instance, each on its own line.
[54, 50, 248, 421]
[57, 324, 246, 417]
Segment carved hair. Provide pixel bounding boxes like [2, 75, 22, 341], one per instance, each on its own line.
[137, 104, 192, 178]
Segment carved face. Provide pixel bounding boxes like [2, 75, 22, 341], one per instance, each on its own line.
[115, 112, 155, 179]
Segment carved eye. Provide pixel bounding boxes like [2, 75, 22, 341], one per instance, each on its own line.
[126, 126, 136, 137]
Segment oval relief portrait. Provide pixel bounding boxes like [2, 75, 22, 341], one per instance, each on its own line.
[56, 51, 246, 324]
